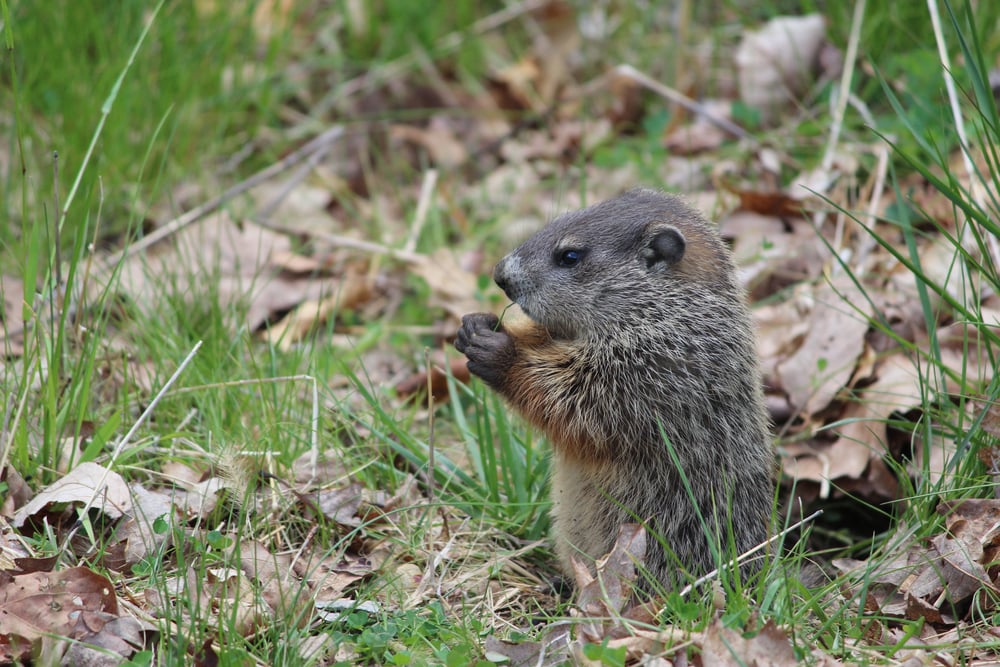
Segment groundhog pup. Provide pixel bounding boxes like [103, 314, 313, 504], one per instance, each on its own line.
[455, 189, 774, 591]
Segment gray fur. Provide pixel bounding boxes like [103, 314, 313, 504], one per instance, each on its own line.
[459, 189, 775, 591]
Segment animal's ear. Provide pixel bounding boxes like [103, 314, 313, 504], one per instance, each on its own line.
[643, 226, 686, 269]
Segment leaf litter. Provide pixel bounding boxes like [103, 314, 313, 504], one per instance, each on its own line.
[4, 1, 1000, 664]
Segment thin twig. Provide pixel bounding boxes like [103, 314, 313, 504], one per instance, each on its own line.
[854, 142, 890, 276]
[675, 509, 824, 600]
[112, 342, 202, 464]
[104, 125, 345, 267]
[57, 340, 202, 564]
[258, 136, 338, 220]
[820, 0, 865, 175]
[613, 64, 755, 143]
[404, 169, 439, 255]
[927, 0, 1000, 268]
[255, 218, 423, 264]
[162, 374, 320, 482]
[424, 348, 436, 506]
[315, 0, 550, 114]
[817, 0, 865, 255]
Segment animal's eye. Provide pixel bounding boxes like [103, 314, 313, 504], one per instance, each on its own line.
[556, 249, 584, 267]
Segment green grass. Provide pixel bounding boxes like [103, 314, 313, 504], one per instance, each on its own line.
[4, 0, 1000, 664]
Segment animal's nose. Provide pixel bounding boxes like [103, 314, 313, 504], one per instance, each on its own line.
[493, 258, 509, 293]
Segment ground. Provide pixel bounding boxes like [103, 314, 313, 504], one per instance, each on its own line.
[2, 1, 1000, 665]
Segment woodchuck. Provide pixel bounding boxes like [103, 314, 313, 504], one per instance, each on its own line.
[454, 189, 774, 591]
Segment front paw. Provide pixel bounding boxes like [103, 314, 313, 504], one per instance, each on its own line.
[455, 313, 516, 389]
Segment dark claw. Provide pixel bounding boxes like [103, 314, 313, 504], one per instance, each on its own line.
[454, 312, 514, 390]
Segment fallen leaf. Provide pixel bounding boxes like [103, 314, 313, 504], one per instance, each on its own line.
[735, 14, 827, 124]
[13, 462, 132, 529]
[394, 354, 470, 401]
[1, 465, 33, 519]
[104, 212, 336, 333]
[111, 484, 175, 569]
[701, 618, 799, 667]
[0, 567, 118, 642]
[786, 352, 922, 490]
[575, 524, 646, 645]
[239, 540, 307, 619]
[776, 278, 872, 414]
[62, 614, 157, 666]
[262, 263, 373, 350]
[410, 249, 482, 323]
[390, 119, 468, 168]
[315, 483, 364, 528]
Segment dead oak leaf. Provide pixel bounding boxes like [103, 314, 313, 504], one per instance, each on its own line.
[776, 278, 873, 415]
[62, 613, 157, 666]
[104, 212, 332, 333]
[238, 540, 307, 619]
[701, 618, 800, 667]
[1, 465, 33, 519]
[13, 462, 131, 529]
[782, 352, 924, 496]
[734, 14, 827, 125]
[110, 484, 175, 569]
[0, 567, 118, 642]
[574, 524, 645, 646]
[390, 120, 468, 168]
[395, 354, 471, 401]
[938, 498, 1000, 548]
[315, 483, 364, 528]
[261, 264, 373, 351]
[722, 211, 828, 300]
[410, 248, 482, 323]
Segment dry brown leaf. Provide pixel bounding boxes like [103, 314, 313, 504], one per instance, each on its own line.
[723, 211, 827, 299]
[106, 212, 336, 333]
[776, 278, 872, 415]
[0, 567, 118, 642]
[1, 465, 33, 519]
[206, 565, 262, 635]
[262, 264, 373, 350]
[394, 354, 471, 400]
[491, 58, 542, 110]
[830, 353, 919, 470]
[574, 524, 645, 646]
[309, 549, 389, 601]
[62, 614, 156, 666]
[663, 100, 733, 155]
[782, 351, 923, 497]
[930, 532, 994, 605]
[110, 484, 175, 570]
[938, 498, 1000, 549]
[410, 248, 482, 323]
[316, 483, 365, 528]
[174, 477, 227, 519]
[239, 540, 307, 620]
[531, 0, 578, 105]
[13, 462, 131, 529]
[701, 618, 800, 667]
[735, 14, 826, 124]
[390, 120, 468, 168]
[161, 461, 208, 486]
[888, 234, 979, 322]
[484, 629, 572, 667]
[270, 249, 326, 274]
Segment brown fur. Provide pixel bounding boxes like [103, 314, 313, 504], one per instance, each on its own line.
[454, 189, 774, 591]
